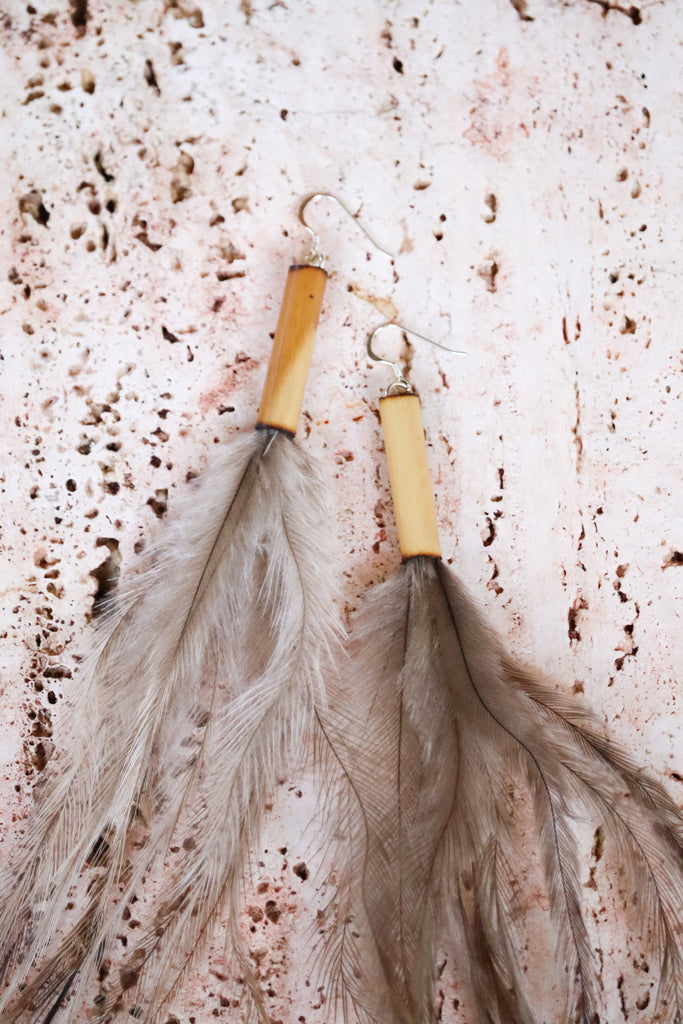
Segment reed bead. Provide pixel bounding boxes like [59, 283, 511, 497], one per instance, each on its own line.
[379, 393, 442, 560]
[257, 264, 327, 434]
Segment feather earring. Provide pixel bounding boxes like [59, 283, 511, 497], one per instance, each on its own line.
[0, 195, 388, 1024]
[320, 323, 683, 1024]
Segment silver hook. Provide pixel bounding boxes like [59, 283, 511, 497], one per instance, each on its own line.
[299, 193, 393, 268]
[366, 322, 466, 396]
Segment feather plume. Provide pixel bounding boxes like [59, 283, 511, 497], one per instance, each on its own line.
[319, 555, 683, 1024]
[0, 428, 340, 1023]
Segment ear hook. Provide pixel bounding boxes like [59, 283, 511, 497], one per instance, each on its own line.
[299, 193, 393, 268]
[366, 321, 466, 396]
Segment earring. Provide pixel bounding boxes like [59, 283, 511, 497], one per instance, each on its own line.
[320, 323, 683, 1024]
[0, 195, 388, 1024]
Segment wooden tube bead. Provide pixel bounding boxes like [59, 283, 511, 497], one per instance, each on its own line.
[257, 264, 327, 434]
[379, 393, 442, 560]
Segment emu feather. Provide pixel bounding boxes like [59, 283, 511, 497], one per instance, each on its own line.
[321, 556, 683, 1024]
[0, 428, 339, 1022]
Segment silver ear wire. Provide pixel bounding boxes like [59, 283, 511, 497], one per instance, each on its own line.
[366, 322, 466, 396]
[299, 193, 393, 268]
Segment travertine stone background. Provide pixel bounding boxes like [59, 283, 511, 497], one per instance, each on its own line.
[0, 0, 681, 1021]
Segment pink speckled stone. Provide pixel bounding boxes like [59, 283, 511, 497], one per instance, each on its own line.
[0, 1, 680, 1020]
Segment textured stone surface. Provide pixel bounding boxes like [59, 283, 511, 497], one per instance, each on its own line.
[0, 0, 681, 1020]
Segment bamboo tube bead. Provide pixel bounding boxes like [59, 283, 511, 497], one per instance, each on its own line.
[379, 394, 441, 560]
[257, 264, 327, 434]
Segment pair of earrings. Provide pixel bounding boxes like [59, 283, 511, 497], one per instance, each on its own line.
[0, 195, 681, 1024]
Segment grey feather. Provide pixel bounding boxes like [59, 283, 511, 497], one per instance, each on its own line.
[0, 428, 340, 1023]
[319, 556, 683, 1024]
